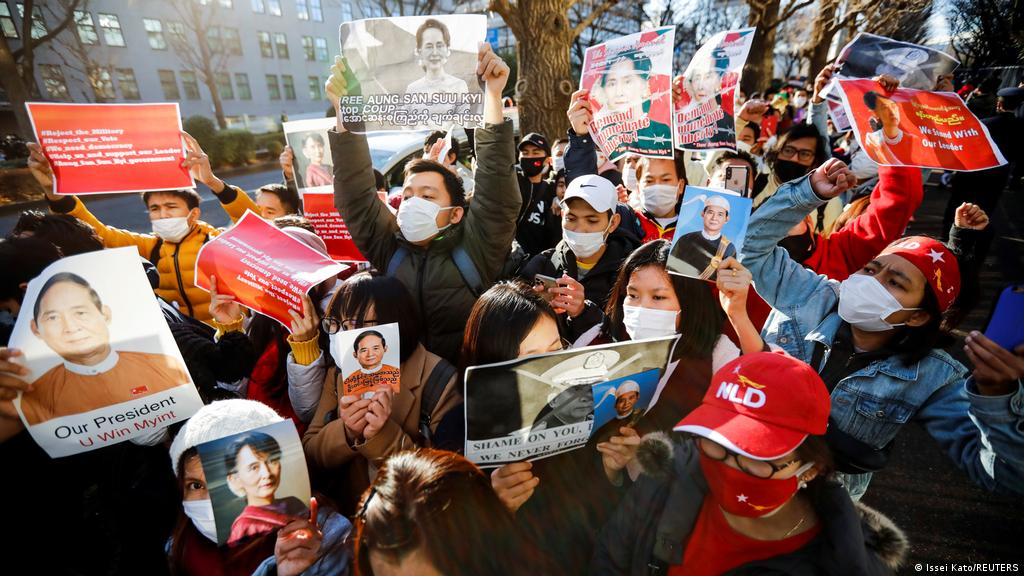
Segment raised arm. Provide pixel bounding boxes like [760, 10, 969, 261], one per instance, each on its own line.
[181, 131, 258, 222]
[564, 89, 598, 183]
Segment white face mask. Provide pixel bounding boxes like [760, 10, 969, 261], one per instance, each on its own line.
[152, 216, 192, 243]
[793, 95, 808, 109]
[736, 140, 753, 154]
[622, 304, 679, 340]
[563, 222, 610, 259]
[396, 196, 453, 243]
[622, 164, 638, 192]
[838, 274, 920, 332]
[182, 499, 218, 543]
[552, 155, 565, 173]
[640, 184, 678, 216]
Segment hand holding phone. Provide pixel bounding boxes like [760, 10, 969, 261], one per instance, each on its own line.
[985, 285, 1024, 352]
[533, 274, 558, 303]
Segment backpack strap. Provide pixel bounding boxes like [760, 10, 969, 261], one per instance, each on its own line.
[148, 238, 163, 265]
[419, 358, 457, 446]
[385, 245, 409, 277]
[452, 246, 483, 297]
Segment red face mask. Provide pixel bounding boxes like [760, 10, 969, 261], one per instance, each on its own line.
[699, 453, 802, 518]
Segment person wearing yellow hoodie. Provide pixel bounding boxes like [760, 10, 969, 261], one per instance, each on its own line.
[26, 133, 258, 325]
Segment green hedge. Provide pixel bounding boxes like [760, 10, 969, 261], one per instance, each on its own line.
[255, 132, 285, 158]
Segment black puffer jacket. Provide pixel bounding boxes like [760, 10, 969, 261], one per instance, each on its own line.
[592, 433, 909, 576]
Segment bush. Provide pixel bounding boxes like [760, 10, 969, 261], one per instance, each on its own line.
[255, 132, 285, 157]
[215, 129, 256, 166]
[182, 116, 216, 149]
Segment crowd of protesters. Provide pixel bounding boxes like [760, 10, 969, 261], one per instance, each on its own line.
[0, 35, 1023, 576]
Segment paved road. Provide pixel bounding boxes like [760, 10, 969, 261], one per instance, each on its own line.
[0, 167, 282, 234]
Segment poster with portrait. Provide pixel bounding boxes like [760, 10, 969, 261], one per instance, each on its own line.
[195, 420, 311, 546]
[580, 27, 676, 162]
[328, 323, 401, 398]
[675, 27, 756, 152]
[834, 33, 959, 91]
[667, 186, 753, 282]
[464, 337, 677, 466]
[8, 248, 203, 458]
[283, 118, 335, 194]
[338, 15, 486, 132]
[835, 79, 1007, 172]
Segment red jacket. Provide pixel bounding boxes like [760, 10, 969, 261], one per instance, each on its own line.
[637, 209, 677, 243]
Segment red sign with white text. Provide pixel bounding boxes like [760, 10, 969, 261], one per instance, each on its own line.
[194, 212, 347, 330]
[26, 102, 194, 195]
[302, 192, 369, 262]
[836, 79, 1006, 172]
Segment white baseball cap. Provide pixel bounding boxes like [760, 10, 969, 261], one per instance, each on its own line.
[563, 174, 617, 213]
[704, 195, 731, 211]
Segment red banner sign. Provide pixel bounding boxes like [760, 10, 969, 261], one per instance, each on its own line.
[302, 192, 369, 262]
[195, 212, 347, 329]
[26, 102, 194, 195]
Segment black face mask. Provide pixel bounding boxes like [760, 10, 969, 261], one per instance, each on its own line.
[778, 227, 816, 263]
[520, 157, 546, 178]
[773, 159, 811, 183]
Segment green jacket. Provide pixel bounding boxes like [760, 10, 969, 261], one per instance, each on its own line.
[330, 120, 521, 363]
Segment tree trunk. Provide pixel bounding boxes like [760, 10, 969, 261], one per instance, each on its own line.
[198, 43, 227, 128]
[0, 36, 36, 138]
[806, 1, 837, 79]
[742, 0, 781, 95]
[515, 2, 573, 139]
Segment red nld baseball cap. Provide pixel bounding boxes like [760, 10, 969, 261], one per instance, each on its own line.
[878, 236, 960, 312]
[674, 352, 830, 460]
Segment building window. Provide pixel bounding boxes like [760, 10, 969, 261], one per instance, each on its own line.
[314, 37, 328, 61]
[296, 0, 308, 20]
[219, 0, 234, 7]
[223, 27, 242, 55]
[340, 1, 352, 21]
[274, 32, 288, 59]
[206, 26, 222, 53]
[0, 5, 17, 38]
[257, 31, 273, 58]
[282, 74, 295, 100]
[310, 0, 323, 21]
[266, 74, 281, 100]
[16, 3, 47, 39]
[181, 71, 201, 99]
[90, 67, 117, 100]
[74, 11, 98, 45]
[116, 68, 141, 100]
[98, 14, 125, 47]
[267, 0, 282, 16]
[301, 36, 314, 61]
[235, 73, 251, 100]
[159, 69, 180, 100]
[308, 75, 321, 100]
[251, 0, 265, 13]
[144, 19, 167, 50]
[167, 21, 186, 46]
[216, 74, 234, 100]
[39, 64, 69, 100]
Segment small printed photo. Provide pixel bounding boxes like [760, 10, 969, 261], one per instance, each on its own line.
[331, 323, 401, 399]
[283, 118, 336, 193]
[667, 186, 753, 282]
[195, 420, 311, 546]
[591, 369, 663, 427]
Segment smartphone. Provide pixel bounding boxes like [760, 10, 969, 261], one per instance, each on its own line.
[984, 284, 1024, 351]
[724, 166, 750, 197]
[533, 274, 558, 303]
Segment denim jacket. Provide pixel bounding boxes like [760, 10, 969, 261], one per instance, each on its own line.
[742, 175, 1024, 499]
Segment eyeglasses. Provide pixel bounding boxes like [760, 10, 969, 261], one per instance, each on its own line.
[692, 435, 800, 479]
[321, 317, 380, 335]
[779, 145, 815, 162]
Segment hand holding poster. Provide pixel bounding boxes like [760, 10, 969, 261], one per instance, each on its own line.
[195, 212, 347, 329]
[26, 102, 194, 195]
[338, 15, 486, 131]
[667, 186, 753, 282]
[195, 420, 311, 546]
[329, 323, 401, 398]
[283, 118, 335, 194]
[580, 27, 676, 162]
[10, 247, 203, 457]
[675, 28, 756, 151]
[835, 79, 1007, 171]
[464, 337, 676, 466]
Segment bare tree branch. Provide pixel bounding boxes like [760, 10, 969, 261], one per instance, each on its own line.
[13, 0, 84, 60]
[571, 0, 622, 39]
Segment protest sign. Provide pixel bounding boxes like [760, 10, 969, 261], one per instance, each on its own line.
[338, 15, 486, 131]
[195, 212, 347, 329]
[835, 33, 959, 91]
[283, 118, 335, 194]
[580, 27, 676, 162]
[667, 186, 752, 282]
[464, 337, 676, 466]
[195, 420, 311, 546]
[10, 247, 203, 458]
[675, 27, 756, 151]
[329, 323, 401, 398]
[302, 192, 370, 262]
[828, 99, 853, 132]
[835, 79, 1007, 172]
[26, 102, 193, 195]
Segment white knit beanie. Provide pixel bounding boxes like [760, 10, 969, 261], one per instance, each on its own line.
[168, 399, 284, 476]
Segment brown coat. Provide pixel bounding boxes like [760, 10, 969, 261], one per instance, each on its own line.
[302, 343, 460, 514]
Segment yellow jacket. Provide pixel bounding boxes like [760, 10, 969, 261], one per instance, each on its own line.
[53, 187, 257, 324]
